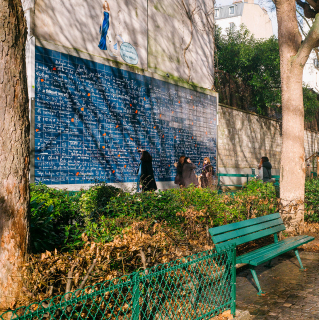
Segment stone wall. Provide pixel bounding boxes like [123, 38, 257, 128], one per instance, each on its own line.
[218, 104, 319, 182]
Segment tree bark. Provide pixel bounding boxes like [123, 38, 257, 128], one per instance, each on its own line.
[0, 0, 29, 312]
[276, 0, 305, 232]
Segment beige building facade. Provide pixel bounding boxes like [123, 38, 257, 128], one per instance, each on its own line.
[215, 0, 273, 39]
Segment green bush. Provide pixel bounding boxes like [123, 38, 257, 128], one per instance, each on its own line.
[305, 178, 319, 222]
[30, 183, 83, 224]
[31, 180, 278, 252]
[30, 183, 86, 252]
[68, 181, 277, 247]
[30, 196, 59, 253]
[78, 183, 123, 221]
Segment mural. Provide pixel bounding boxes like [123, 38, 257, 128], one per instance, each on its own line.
[34, 46, 217, 185]
[32, 0, 216, 186]
[34, 0, 214, 88]
[35, 0, 146, 67]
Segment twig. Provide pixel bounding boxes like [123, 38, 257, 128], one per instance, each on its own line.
[65, 264, 76, 300]
[139, 249, 147, 270]
[78, 259, 97, 290]
[181, 0, 197, 82]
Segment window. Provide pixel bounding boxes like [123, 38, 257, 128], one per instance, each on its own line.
[314, 59, 319, 69]
[229, 6, 235, 15]
[215, 9, 219, 18]
[229, 22, 235, 30]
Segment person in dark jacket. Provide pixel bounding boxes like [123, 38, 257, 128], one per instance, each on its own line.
[174, 155, 185, 187]
[182, 157, 198, 187]
[258, 156, 272, 183]
[138, 150, 157, 192]
[200, 157, 214, 188]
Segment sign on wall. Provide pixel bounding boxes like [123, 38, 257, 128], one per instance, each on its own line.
[34, 46, 217, 185]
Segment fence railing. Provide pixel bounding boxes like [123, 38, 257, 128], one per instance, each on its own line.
[0, 248, 236, 320]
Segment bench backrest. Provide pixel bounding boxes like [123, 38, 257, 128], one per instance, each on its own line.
[209, 213, 285, 252]
[217, 173, 249, 177]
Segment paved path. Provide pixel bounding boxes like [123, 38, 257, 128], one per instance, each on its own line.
[236, 251, 319, 319]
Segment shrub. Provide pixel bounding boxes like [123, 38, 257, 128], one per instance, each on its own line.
[224, 179, 277, 224]
[66, 181, 277, 248]
[30, 183, 83, 224]
[78, 183, 123, 221]
[31, 180, 278, 252]
[305, 178, 319, 222]
[30, 197, 59, 253]
[30, 183, 85, 252]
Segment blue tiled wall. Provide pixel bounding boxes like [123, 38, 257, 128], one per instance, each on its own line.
[34, 46, 217, 185]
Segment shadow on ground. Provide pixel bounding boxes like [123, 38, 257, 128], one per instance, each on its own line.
[236, 251, 319, 320]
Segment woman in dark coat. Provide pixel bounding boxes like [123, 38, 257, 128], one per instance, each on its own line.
[182, 157, 198, 187]
[200, 157, 214, 188]
[138, 150, 157, 192]
[174, 155, 185, 187]
[258, 156, 272, 183]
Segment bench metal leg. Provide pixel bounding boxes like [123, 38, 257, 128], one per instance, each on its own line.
[250, 267, 265, 296]
[294, 249, 305, 270]
[265, 259, 272, 268]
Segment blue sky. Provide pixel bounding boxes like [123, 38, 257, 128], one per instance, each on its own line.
[215, 0, 278, 37]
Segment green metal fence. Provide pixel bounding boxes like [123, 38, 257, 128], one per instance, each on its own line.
[0, 248, 236, 320]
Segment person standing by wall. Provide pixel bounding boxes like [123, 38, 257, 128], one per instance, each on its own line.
[137, 150, 157, 192]
[174, 155, 185, 187]
[258, 156, 272, 183]
[200, 157, 214, 188]
[182, 157, 198, 187]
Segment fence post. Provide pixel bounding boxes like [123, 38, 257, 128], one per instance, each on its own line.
[132, 273, 140, 320]
[231, 246, 236, 317]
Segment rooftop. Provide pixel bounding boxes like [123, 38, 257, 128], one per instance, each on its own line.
[215, 3, 244, 20]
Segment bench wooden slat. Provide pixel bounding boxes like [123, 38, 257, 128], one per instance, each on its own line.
[248, 236, 314, 266]
[236, 235, 312, 264]
[215, 224, 286, 252]
[213, 218, 283, 243]
[209, 212, 281, 236]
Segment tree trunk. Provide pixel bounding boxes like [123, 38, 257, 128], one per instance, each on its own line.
[276, 0, 305, 232]
[0, 0, 29, 312]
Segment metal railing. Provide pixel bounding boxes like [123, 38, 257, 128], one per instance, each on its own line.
[0, 248, 236, 320]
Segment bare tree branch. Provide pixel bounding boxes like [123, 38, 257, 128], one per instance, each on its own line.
[78, 259, 97, 290]
[296, 0, 318, 17]
[181, 0, 197, 82]
[295, 14, 319, 66]
[297, 7, 313, 31]
[65, 264, 76, 300]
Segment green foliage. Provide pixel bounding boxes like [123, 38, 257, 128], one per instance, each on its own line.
[305, 178, 319, 222]
[78, 183, 123, 221]
[30, 197, 59, 253]
[65, 182, 277, 248]
[30, 183, 83, 224]
[31, 181, 278, 252]
[303, 86, 319, 122]
[215, 25, 281, 114]
[30, 183, 85, 253]
[215, 25, 319, 119]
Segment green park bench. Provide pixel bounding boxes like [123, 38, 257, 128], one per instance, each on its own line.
[217, 173, 254, 194]
[209, 212, 314, 295]
[217, 173, 281, 194]
[272, 175, 280, 187]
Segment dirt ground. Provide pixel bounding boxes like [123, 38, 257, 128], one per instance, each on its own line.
[298, 222, 319, 252]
